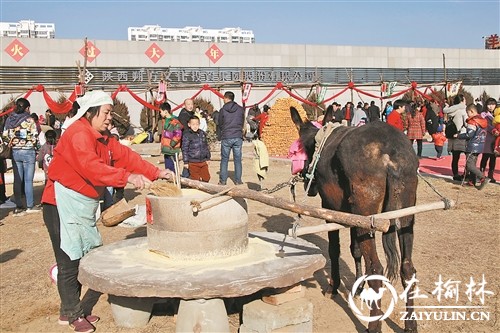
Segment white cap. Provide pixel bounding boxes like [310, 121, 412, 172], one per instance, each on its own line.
[62, 91, 114, 134]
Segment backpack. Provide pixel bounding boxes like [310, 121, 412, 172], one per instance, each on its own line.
[445, 116, 458, 139]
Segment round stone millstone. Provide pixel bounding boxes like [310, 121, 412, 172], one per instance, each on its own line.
[146, 189, 248, 260]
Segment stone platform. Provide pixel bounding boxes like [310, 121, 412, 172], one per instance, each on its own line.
[78, 231, 326, 331]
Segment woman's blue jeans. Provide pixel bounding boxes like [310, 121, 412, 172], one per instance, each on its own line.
[12, 149, 36, 208]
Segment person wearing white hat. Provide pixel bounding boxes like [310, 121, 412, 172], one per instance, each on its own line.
[40, 90, 172, 333]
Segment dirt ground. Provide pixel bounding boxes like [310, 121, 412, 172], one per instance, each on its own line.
[0, 143, 498, 333]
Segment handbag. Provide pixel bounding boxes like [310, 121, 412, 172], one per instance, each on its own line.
[0, 137, 13, 159]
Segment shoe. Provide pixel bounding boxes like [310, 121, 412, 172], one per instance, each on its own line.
[26, 206, 42, 213]
[59, 314, 99, 325]
[218, 181, 226, 186]
[0, 199, 16, 209]
[13, 208, 26, 217]
[234, 181, 244, 185]
[478, 177, 490, 191]
[488, 176, 496, 183]
[452, 175, 464, 181]
[69, 317, 95, 333]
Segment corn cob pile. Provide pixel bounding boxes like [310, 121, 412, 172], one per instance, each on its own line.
[261, 98, 308, 156]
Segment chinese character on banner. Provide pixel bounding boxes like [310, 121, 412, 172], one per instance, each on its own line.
[145, 43, 164, 64]
[74, 84, 85, 96]
[387, 82, 397, 97]
[485, 34, 499, 49]
[79, 41, 101, 63]
[446, 81, 462, 97]
[242, 83, 252, 104]
[205, 44, 223, 64]
[4, 39, 29, 62]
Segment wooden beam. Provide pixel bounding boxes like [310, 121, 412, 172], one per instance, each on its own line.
[288, 199, 455, 237]
[179, 178, 390, 232]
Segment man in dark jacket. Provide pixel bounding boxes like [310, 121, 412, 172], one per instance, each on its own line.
[218, 91, 244, 185]
[367, 101, 381, 122]
[177, 98, 195, 130]
[331, 102, 343, 123]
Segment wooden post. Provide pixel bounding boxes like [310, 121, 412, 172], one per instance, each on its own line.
[443, 53, 448, 101]
[179, 178, 390, 232]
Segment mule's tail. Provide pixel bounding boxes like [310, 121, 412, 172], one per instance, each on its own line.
[382, 168, 402, 282]
[382, 224, 400, 282]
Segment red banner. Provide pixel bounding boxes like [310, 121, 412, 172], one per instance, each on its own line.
[0, 82, 441, 119]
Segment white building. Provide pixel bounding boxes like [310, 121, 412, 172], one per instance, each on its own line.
[127, 25, 255, 43]
[0, 20, 55, 39]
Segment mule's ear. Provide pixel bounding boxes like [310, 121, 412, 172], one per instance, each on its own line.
[323, 105, 334, 125]
[290, 107, 303, 130]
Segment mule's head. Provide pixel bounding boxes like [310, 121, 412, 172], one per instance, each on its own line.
[290, 107, 319, 161]
[290, 106, 321, 195]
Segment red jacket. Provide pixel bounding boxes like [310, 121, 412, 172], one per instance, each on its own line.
[254, 112, 269, 137]
[387, 111, 404, 131]
[42, 118, 160, 205]
[431, 132, 447, 147]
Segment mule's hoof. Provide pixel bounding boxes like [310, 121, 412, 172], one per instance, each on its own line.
[404, 328, 418, 333]
[364, 329, 382, 333]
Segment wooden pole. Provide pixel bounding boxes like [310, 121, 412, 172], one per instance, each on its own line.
[288, 199, 455, 237]
[443, 53, 448, 101]
[82, 37, 88, 85]
[179, 178, 390, 232]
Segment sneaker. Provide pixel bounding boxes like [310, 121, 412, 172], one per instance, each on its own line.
[59, 314, 99, 325]
[218, 181, 226, 186]
[488, 177, 496, 184]
[26, 206, 42, 214]
[13, 208, 26, 217]
[452, 175, 464, 181]
[477, 177, 490, 191]
[69, 317, 95, 333]
[0, 199, 16, 209]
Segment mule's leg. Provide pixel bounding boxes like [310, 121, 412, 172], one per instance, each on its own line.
[350, 227, 363, 295]
[359, 236, 384, 333]
[328, 229, 341, 295]
[398, 218, 418, 333]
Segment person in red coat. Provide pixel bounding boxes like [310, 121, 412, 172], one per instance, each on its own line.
[254, 105, 270, 139]
[386, 99, 407, 131]
[404, 103, 427, 157]
[41, 91, 172, 333]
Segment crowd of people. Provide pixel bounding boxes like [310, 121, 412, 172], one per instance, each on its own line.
[0, 90, 498, 332]
[296, 96, 498, 190]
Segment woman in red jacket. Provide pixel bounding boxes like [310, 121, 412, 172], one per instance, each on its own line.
[404, 103, 427, 157]
[41, 91, 171, 333]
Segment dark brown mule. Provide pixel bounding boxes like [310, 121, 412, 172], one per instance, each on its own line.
[291, 106, 419, 333]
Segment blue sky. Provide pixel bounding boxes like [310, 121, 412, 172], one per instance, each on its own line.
[0, 0, 498, 49]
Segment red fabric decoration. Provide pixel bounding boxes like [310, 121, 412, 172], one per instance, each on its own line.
[352, 87, 382, 100]
[42, 89, 77, 114]
[244, 83, 281, 109]
[322, 87, 350, 104]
